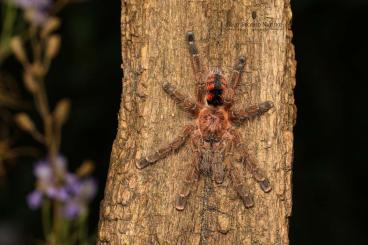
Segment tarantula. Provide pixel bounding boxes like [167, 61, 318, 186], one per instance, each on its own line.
[136, 32, 274, 211]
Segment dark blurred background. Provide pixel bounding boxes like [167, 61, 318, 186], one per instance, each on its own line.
[292, 0, 368, 244]
[0, 0, 121, 242]
[1, 0, 368, 244]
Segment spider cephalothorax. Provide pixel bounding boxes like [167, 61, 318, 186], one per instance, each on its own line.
[198, 107, 228, 143]
[137, 32, 274, 210]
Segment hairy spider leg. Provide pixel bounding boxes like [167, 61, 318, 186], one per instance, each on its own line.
[230, 128, 271, 203]
[223, 56, 246, 107]
[163, 82, 202, 116]
[175, 159, 200, 210]
[229, 164, 254, 208]
[137, 125, 195, 169]
[186, 32, 207, 104]
[229, 101, 274, 125]
[242, 154, 272, 193]
[230, 56, 246, 89]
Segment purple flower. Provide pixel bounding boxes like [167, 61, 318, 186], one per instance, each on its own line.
[34, 160, 52, 182]
[29, 9, 47, 26]
[56, 188, 69, 201]
[9, 0, 52, 26]
[11, 0, 51, 9]
[81, 178, 97, 200]
[27, 154, 98, 219]
[27, 155, 68, 210]
[27, 190, 43, 209]
[65, 173, 80, 194]
[65, 173, 77, 185]
[60, 178, 97, 219]
[54, 155, 67, 173]
[75, 178, 97, 201]
[46, 186, 69, 201]
[34, 155, 67, 188]
[63, 201, 80, 219]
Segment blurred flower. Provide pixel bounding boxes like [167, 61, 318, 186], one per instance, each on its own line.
[34, 155, 66, 187]
[27, 190, 42, 209]
[26, 155, 97, 219]
[75, 178, 97, 201]
[12, 0, 50, 9]
[46, 186, 69, 201]
[34, 160, 52, 181]
[25, 8, 48, 26]
[62, 178, 97, 219]
[63, 200, 79, 219]
[8, 0, 52, 26]
[65, 173, 78, 188]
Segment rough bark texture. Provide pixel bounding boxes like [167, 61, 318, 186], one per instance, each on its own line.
[98, 0, 296, 244]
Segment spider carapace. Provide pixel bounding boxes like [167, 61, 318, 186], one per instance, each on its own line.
[137, 32, 274, 211]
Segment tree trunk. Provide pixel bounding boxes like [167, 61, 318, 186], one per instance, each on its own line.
[98, 0, 296, 244]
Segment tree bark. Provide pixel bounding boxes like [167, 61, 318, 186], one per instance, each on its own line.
[98, 0, 296, 244]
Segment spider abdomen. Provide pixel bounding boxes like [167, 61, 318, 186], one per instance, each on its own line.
[199, 150, 225, 183]
[199, 151, 213, 177]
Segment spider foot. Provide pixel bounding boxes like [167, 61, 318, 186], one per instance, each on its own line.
[175, 195, 187, 211]
[240, 193, 254, 209]
[186, 31, 195, 43]
[252, 168, 266, 182]
[259, 101, 274, 113]
[186, 32, 198, 55]
[259, 179, 272, 193]
[239, 56, 246, 64]
[213, 175, 225, 184]
[212, 162, 226, 184]
[237, 185, 254, 208]
[242, 196, 254, 209]
[162, 82, 175, 94]
[236, 56, 246, 69]
[136, 158, 150, 169]
[232, 56, 246, 73]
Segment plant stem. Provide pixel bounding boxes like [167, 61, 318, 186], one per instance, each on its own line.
[42, 199, 51, 240]
[52, 200, 62, 243]
[77, 212, 88, 244]
[0, 2, 17, 64]
[29, 26, 64, 244]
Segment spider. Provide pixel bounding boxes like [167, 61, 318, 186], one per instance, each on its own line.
[136, 32, 274, 211]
